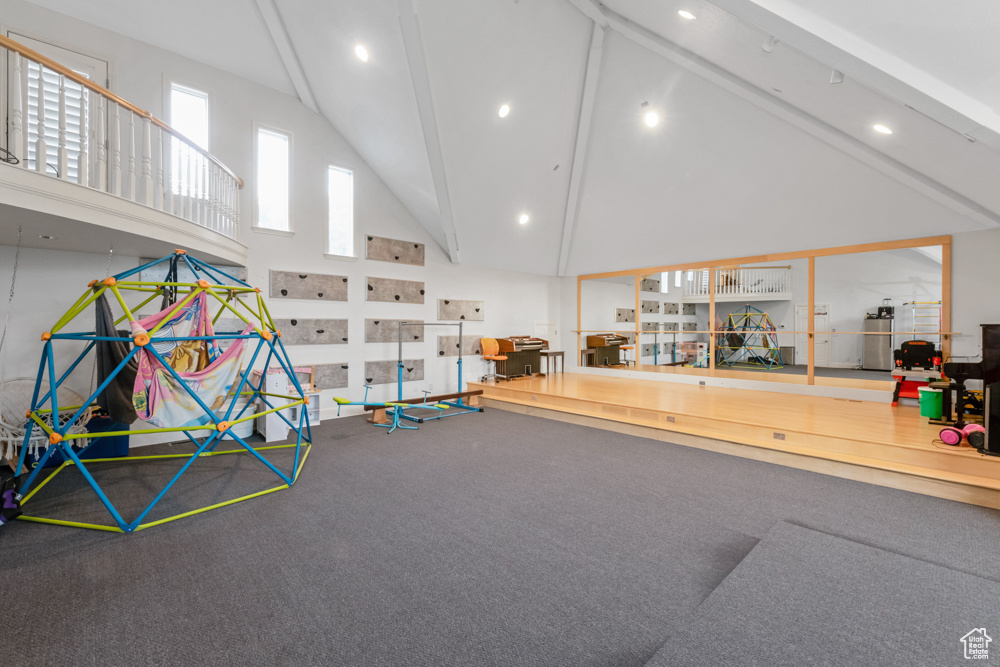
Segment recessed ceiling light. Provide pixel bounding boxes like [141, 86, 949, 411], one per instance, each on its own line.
[678, 10, 696, 19]
[643, 109, 660, 128]
[873, 124, 893, 135]
[518, 213, 530, 225]
[355, 44, 369, 62]
[38, 234, 56, 240]
[498, 104, 510, 118]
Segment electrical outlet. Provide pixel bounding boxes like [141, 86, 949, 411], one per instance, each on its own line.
[699, 381, 706, 386]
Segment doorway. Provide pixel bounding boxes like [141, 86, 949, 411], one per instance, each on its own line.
[795, 304, 831, 367]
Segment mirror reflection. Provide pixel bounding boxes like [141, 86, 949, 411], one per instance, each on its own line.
[579, 275, 635, 368]
[816, 245, 943, 381]
[578, 242, 945, 387]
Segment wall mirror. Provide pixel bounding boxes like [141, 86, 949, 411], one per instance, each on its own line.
[576, 236, 951, 388]
[815, 245, 943, 382]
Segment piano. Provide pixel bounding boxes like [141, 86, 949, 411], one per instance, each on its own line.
[496, 336, 549, 378]
[585, 334, 628, 367]
[942, 324, 1000, 456]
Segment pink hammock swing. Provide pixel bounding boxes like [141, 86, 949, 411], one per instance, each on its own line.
[131, 292, 253, 429]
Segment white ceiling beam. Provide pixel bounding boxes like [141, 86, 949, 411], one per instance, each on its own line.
[397, 0, 461, 263]
[565, 0, 1000, 228]
[557, 23, 606, 276]
[253, 0, 319, 113]
[565, 0, 609, 29]
[707, 0, 1000, 138]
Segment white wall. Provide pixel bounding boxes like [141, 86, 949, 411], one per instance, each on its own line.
[580, 279, 632, 334]
[0, 4, 560, 446]
[952, 227, 1000, 361]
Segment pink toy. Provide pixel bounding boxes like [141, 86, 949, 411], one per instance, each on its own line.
[940, 427, 963, 446]
[939, 423, 985, 446]
[965, 424, 986, 449]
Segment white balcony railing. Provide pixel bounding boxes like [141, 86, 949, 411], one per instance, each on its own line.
[684, 266, 792, 302]
[1, 34, 242, 240]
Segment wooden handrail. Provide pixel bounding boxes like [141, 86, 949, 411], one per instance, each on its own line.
[0, 34, 243, 188]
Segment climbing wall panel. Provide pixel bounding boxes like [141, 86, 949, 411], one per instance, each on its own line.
[615, 308, 635, 323]
[273, 319, 348, 345]
[436, 335, 482, 357]
[313, 363, 349, 390]
[364, 359, 424, 385]
[365, 319, 425, 343]
[365, 235, 425, 266]
[438, 299, 484, 321]
[366, 277, 425, 304]
[269, 271, 348, 301]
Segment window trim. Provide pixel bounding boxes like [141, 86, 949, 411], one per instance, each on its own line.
[251, 121, 293, 235]
[163, 76, 211, 152]
[324, 162, 357, 260]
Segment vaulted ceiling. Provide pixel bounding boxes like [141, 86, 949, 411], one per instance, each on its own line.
[25, 0, 1000, 276]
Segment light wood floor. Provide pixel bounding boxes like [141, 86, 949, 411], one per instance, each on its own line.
[611, 362, 893, 391]
[469, 372, 1000, 509]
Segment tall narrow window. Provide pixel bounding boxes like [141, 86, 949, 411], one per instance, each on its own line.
[327, 165, 354, 256]
[11, 33, 108, 184]
[169, 82, 209, 197]
[254, 127, 290, 231]
[169, 83, 209, 149]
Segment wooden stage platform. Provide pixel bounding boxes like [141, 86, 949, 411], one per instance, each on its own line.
[469, 373, 1000, 510]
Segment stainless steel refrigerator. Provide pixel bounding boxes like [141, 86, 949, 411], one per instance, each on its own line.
[862, 318, 893, 370]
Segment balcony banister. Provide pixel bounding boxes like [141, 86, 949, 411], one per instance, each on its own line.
[0, 34, 244, 190]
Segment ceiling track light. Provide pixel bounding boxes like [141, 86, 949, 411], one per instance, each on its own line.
[762, 36, 779, 53]
[829, 69, 844, 84]
[678, 10, 696, 19]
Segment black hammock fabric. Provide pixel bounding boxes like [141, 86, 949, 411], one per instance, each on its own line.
[94, 292, 139, 425]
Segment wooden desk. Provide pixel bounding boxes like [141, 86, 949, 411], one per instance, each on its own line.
[541, 350, 564, 374]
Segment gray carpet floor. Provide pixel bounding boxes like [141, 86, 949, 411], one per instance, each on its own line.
[645, 521, 1000, 666]
[1, 409, 998, 666]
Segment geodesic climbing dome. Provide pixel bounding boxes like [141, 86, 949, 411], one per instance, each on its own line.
[715, 304, 783, 370]
[10, 250, 311, 533]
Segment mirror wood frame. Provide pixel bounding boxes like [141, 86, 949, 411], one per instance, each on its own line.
[577, 235, 953, 386]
